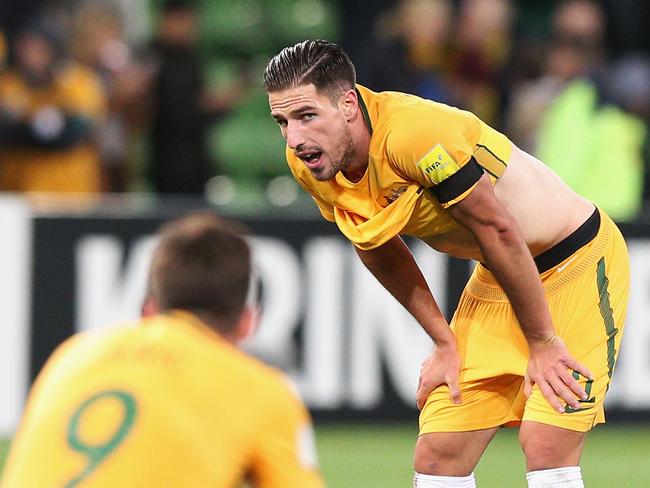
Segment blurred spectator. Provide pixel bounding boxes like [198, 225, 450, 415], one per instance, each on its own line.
[70, 1, 151, 192]
[506, 0, 606, 151]
[146, 0, 242, 196]
[536, 54, 650, 221]
[607, 54, 650, 215]
[0, 15, 106, 194]
[356, 0, 454, 103]
[613, 56, 650, 215]
[507, 1, 649, 220]
[448, 0, 514, 127]
[606, 54, 650, 124]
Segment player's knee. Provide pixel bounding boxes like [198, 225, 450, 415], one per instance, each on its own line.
[520, 434, 557, 468]
[520, 432, 579, 471]
[414, 434, 467, 476]
[519, 425, 584, 470]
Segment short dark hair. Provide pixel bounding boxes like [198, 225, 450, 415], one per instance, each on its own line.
[263, 39, 356, 99]
[149, 212, 251, 332]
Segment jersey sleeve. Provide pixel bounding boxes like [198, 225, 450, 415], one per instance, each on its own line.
[249, 377, 324, 488]
[386, 104, 484, 208]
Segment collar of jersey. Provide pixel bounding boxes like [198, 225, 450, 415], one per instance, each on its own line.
[165, 309, 225, 343]
[356, 86, 373, 137]
[335, 164, 369, 188]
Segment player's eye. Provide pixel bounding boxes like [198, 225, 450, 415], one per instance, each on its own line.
[300, 113, 316, 121]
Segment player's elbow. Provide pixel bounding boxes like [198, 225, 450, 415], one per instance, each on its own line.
[476, 212, 520, 248]
[493, 212, 518, 239]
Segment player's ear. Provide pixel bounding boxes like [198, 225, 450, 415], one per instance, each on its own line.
[141, 296, 159, 317]
[340, 88, 358, 121]
[232, 306, 260, 343]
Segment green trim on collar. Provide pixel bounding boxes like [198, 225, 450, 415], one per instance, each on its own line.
[356, 88, 373, 136]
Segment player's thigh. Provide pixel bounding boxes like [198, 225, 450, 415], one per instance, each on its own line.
[417, 376, 525, 476]
[419, 374, 526, 434]
[519, 421, 587, 471]
[523, 247, 629, 433]
[419, 277, 529, 435]
[414, 428, 499, 476]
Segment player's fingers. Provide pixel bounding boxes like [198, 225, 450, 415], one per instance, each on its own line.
[523, 375, 533, 398]
[447, 376, 462, 405]
[549, 376, 580, 410]
[559, 369, 588, 401]
[537, 380, 564, 414]
[416, 384, 428, 411]
[416, 378, 434, 410]
[564, 357, 593, 382]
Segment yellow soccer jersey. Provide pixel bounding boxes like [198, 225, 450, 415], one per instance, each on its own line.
[287, 84, 513, 250]
[1, 312, 323, 488]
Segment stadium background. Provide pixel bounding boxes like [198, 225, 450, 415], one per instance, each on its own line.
[1, 0, 650, 486]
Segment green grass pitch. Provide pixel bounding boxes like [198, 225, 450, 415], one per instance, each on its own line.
[315, 422, 649, 487]
[1, 423, 648, 486]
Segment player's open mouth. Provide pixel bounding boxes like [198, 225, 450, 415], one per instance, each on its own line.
[298, 151, 323, 168]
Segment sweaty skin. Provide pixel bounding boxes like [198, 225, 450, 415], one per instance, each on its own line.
[423, 146, 595, 261]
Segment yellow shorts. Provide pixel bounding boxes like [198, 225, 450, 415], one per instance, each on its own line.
[420, 208, 629, 433]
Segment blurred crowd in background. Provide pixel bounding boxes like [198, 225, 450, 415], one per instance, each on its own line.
[0, 0, 649, 221]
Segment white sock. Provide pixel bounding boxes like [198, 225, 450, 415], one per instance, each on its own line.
[413, 472, 476, 487]
[526, 466, 584, 488]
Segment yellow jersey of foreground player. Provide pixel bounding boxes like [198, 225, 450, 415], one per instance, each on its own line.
[2, 213, 323, 488]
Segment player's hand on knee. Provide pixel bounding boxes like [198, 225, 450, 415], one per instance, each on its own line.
[526, 334, 593, 413]
[416, 341, 462, 410]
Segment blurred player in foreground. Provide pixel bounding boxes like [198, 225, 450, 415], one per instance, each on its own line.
[264, 40, 629, 488]
[1, 213, 323, 488]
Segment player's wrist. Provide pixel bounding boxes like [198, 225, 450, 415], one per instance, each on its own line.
[421, 316, 454, 345]
[431, 330, 456, 349]
[526, 331, 558, 349]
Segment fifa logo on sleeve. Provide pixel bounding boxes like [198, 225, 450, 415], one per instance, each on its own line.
[417, 144, 460, 184]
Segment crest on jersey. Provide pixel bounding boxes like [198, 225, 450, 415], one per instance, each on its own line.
[384, 185, 408, 205]
[416, 144, 459, 184]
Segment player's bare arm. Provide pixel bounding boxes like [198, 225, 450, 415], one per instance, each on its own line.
[354, 237, 462, 408]
[445, 174, 592, 413]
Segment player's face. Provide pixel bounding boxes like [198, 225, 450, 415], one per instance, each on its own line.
[269, 83, 357, 181]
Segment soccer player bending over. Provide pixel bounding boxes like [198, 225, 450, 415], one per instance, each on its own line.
[2, 213, 324, 488]
[264, 40, 629, 488]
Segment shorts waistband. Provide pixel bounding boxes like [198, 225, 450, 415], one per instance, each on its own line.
[468, 207, 612, 301]
[533, 207, 600, 273]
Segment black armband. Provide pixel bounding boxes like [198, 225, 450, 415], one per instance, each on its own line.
[428, 157, 484, 205]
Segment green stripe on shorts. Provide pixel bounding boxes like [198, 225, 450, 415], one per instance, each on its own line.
[596, 257, 618, 380]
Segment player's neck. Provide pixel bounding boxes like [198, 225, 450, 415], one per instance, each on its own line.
[341, 116, 370, 183]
